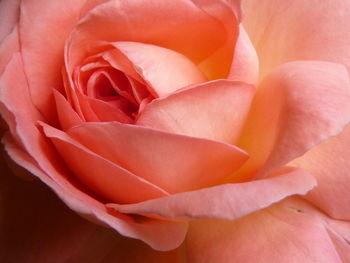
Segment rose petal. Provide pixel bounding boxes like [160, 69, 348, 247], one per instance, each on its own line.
[235, 61, 350, 181]
[66, 0, 239, 79]
[291, 125, 350, 220]
[108, 167, 316, 220]
[18, 0, 106, 120]
[242, 0, 350, 77]
[229, 25, 259, 84]
[186, 198, 342, 263]
[0, 0, 20, 42]
[53, 90, 83, 130]
[137, 79, 255, 145]
[40, 123, 168, 204]
[111, 41, 207, 97]
[0, 27, 19, 76]
[0, 53, 187, 250]
[66, 121, 248, 193]
[326, 219, 350, 262]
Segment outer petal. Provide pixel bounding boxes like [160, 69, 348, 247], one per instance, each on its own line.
[18, 0, 106, 120]
[0, 53, 187, 250]
[0, 158, 184, 262]
[137, 79, 254, 145]
[186, 198, 342, 263]
[235, 61, 350, 181]
[242, 0, 350, 77]
[109, 168, 316, 220]
[41, 123, 169, 204]
[291, 125, 350, 220]
[0, 0, 20, 42]
[66, 122, 248, 193]
[66, 0, 239, 80]
[0, 27, 19, 76]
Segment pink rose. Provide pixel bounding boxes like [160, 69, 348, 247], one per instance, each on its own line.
[1, 0, 350, 262]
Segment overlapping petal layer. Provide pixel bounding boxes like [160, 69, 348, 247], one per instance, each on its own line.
[0, 53, 187, 250]
[137, 79, 254, 144]
[235, 61, 350, 181]
[109, 168, 316, 220]
[186, 199, 343, 263]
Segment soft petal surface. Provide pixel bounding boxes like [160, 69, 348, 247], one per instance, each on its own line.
[0, 156, 185, 262]
[53, 89, 83, 130]
[137, 79, 254, 144]
[41, 123, 169, 204]
[229, 25, 259, 84]
[66, 122, 248, 193]
[109, 168, 316, 220]
[0, 53, 187, 250]
[326, 219, 350, 262]
[0, 0, 20, 42]
[185, 198, 342, 263]
[66, 0, 240, 79]
[242, 0, 350, 77]
[18, 0, 106, 120]
[112, 41, 207, 96]
[235, 61, 350, 181]
[291, 124, 350, 220]
[0, 27, 19, 76]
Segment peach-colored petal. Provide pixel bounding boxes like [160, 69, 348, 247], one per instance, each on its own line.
[18, 0, 106, 120]
[67, 121, 248, 193]
[41, 123, 168, 204]
[242, 0, 350, 77]
[229, 25, 259, 84]
[137, 79, 255, 145]
[193, 0, 241, 79]
[0, 146, 186, 261]
[109, 168, 316, 220]
[111, 42, 207, 97]
[291, 125, 350, 220]
[53, 90, 83, 130]
[66, 0, 239, 79]
[186, 199, 342, 263]
[0, 0, 20, 42]
[236, 61, 350, 181]
[0, 54, 187, 250]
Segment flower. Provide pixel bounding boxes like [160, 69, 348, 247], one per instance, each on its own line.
[1, 0, 350, 262]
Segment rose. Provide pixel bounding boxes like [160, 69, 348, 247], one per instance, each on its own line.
[1, 0, 350, 262]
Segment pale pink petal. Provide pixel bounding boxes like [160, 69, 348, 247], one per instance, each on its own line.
[53, 89, 83, 130]
[229, 25, 259, 84]
[0, 154, 185, 262]
[66, 0, 239, 79]
[242, 0, 350, 77]
[291, 125, 350, 220]
[186, 198, 342, 263]
[109, 168, 316, 220]
[41, 123, 168, 204]
[111, 42, 207, 96]
[235, 61, 350, 181]
[66, 122, 248, 194]
[0, 54, 187, 250]
[0, 0, 20, 42]
[137, 79, 254, 144]
[18, 0, 106, 120]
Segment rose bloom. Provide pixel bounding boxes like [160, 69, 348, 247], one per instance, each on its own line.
[1, 0, 350, 262]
